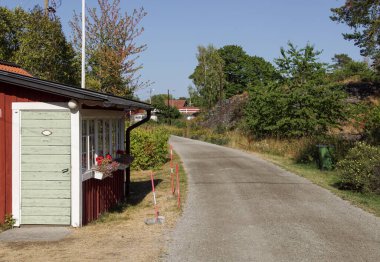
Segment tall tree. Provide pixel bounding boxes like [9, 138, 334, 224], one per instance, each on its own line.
[71, 0, 147, 98]
[189, 45, 225, 109]
[331, 53, 375, 82]
[245, 43, 347, 138]
[217, 45, 248, 98]
[218, 45, 278, 98]
[0, 7, 79, 85]
[332, 53, 354, 70]
[275, 42, 327, 87]
[0, 7, 25, 61]
[330, 1, 380, 69]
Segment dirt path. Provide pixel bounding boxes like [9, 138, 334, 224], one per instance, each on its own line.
[0, 162, 186, 262]
[166, 136, 380, 262]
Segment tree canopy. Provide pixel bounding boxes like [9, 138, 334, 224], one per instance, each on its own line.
[71, 0, 147, 98]
[275, 42, 327, 87]
[0, 6, 79, 85]
[245, 43, 348, 138]
[218, 45, 278, 98]
[189, 45, 225, 109]
[331, 0, 380, 70]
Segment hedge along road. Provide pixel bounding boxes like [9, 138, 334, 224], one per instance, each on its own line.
[165, 136, 380, 262]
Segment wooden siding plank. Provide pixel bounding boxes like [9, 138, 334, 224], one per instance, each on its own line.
[21, 119, 71, 128]
[0, 89, 5, 222]
[21, 155, 70, 164]
[21, 146, 71, 155]
[22, 198, 70, 207]
[4, 92, 13, 214]
[21, 136, 71, 146]
[22, 207, 70, 216]
[21, 163, 70, 172]
[21, 111, 70, 120]
[22, 128, 70, 137]
[21, 215, 70, 225]
[22, 172, 70, 181]
[22, 181, 70, 190]
[22, 190, 70, 199]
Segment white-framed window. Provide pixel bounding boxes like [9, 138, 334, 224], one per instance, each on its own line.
[81, 111, 125, 174]
[81, 120, 88, 173]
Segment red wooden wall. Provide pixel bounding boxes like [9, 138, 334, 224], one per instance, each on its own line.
[0, 83, 67, 223]
[82, 170, 125, 225]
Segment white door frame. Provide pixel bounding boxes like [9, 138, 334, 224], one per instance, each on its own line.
[12, 102, 82, 227]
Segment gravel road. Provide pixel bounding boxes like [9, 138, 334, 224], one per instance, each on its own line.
[165, 136, 380, 262]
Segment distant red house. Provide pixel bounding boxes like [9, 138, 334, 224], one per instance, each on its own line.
[168, 99, 200, 115]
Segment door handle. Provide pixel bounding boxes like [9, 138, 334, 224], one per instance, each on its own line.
[62, 168, 69, 174]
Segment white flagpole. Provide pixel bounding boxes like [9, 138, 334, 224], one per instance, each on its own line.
[81, 0, 86, 89]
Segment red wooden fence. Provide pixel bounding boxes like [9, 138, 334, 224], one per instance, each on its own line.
[82, 170, 125, 225]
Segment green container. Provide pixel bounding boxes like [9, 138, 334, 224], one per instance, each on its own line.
[317, 145, 334, 170]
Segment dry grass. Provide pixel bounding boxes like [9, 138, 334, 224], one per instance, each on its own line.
[0, 153, 187, 262]
[227, 131, 316, 160]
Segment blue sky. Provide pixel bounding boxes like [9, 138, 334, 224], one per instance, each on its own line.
[2, 0, 362, 100]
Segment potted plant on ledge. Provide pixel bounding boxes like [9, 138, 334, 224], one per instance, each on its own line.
[93, 154, 120, 180]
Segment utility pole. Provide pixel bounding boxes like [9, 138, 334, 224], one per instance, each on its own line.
[149, 88, 154, 104]
[167, 89, 170, 107]
[81, 0, 86, 89]
[167, 89, 170, 125]
[44, 0, 49, 16]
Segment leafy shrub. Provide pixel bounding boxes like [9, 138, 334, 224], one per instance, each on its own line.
[244, 83, 348, 138]
[337, 142, 380, 193]
[295, 136, 354, 166]
[1, 214, 16, 231]
[189, 128, 229, 145]
[364, 105, 380, 145]
[130, 127, 169, 170]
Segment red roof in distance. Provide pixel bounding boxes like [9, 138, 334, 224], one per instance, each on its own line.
[169, 99, 187, 109]
[0, 61, 32, 77]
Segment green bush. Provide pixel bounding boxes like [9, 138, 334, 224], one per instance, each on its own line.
[244, 83, 348, 138]
[337, 142, 380, 193]
[130, 127, 169, 170]
[364, 105, 380, 145]
[295, 136, 354, 166]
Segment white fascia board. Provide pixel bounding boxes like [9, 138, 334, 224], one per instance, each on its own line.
[11, 109, 21, 226]
[12, 102, 69, 110]
[71, 109, 82, 227]
[80, 109, 125, 119]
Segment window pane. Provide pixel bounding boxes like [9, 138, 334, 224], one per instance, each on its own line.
[119, 119, 124, 151]
[81, 120, 88, 172]
[112, 120, 117, 156]
[89, 120, 95, 167]
[97, 120, 103, 157]
[105, 120, 110, 155]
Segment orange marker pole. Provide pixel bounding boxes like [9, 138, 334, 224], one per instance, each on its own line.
[171, 170, 175, 195]
[176, 164, 180, 208]
[170, 145, 174, 174]
[150, 171, 159, 220]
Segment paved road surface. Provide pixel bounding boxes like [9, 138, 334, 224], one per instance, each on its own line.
[165, 136, 380, 262]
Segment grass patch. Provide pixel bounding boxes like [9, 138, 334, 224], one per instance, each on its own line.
[92, 150, 187, 225]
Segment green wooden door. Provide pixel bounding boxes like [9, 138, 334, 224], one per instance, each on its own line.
[20, 111, 71, 225]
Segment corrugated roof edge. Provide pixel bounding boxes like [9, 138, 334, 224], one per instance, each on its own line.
[0, 70, 152, 110]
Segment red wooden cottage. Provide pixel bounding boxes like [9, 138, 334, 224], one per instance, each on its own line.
[0, 62, 151, 227]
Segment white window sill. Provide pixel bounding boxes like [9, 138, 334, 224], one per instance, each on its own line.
[81, 164, 130, 181]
